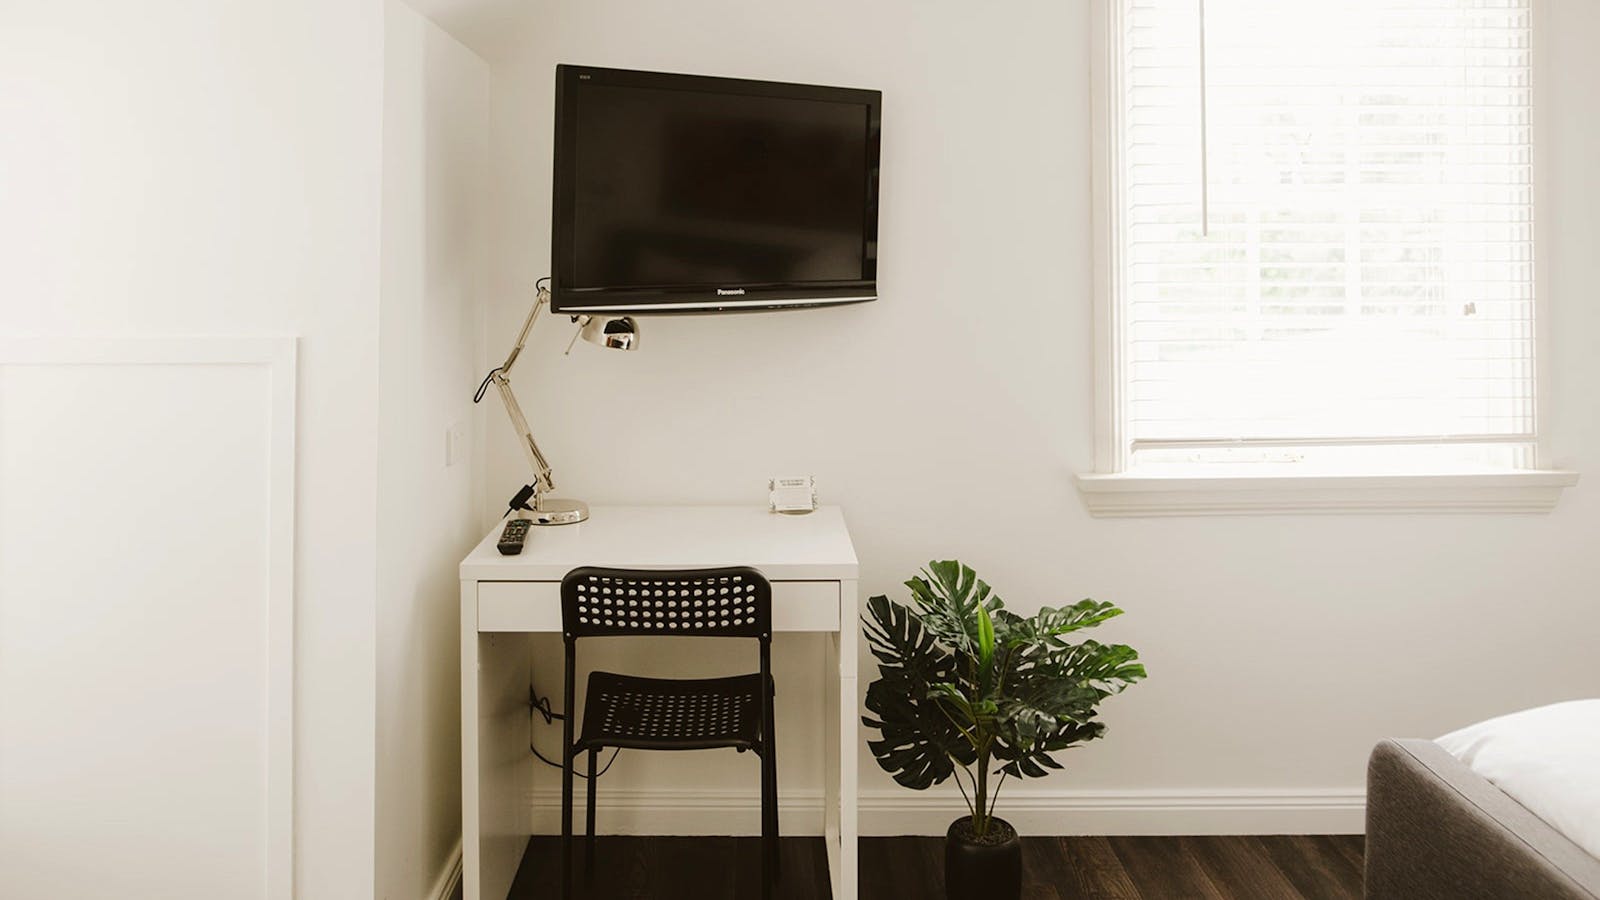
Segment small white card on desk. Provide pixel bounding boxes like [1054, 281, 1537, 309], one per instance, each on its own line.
[769, 475, 818, 514]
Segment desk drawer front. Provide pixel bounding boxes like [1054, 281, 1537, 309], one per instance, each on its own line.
[477, 580, 840, 632]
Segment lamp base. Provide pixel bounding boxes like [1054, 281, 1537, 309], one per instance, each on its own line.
[526, 496, 589, 526]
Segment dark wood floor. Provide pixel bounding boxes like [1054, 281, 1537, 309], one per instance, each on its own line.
[499, 834, 1365, 899]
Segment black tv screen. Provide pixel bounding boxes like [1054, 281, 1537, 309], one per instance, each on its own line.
[551, 66, 881, 313]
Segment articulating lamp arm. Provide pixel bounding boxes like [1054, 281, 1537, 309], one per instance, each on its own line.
[489, 287, 557, 495]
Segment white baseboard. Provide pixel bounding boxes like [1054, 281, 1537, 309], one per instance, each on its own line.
[857, 788, 1365, 836]
[524, 787, 1365, 836]
[429, 838, 463, 900]
[527, 788, 826, 835]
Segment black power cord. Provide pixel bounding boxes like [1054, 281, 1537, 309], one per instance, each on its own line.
[502, 484, 536, 518]
[472, 277, 552, 403]
[528, 681, 620, 780]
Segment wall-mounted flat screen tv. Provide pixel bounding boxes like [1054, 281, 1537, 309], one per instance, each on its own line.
[551, 65, 881, 314]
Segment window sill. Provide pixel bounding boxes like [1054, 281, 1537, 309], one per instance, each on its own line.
[1074, 470, 1580, 517]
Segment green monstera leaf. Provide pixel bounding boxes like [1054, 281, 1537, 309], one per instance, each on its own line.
[862, 593, 974, 789]
[903, 560, 1001, 657]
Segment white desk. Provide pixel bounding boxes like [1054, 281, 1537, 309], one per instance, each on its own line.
[460, 505, 860, 900]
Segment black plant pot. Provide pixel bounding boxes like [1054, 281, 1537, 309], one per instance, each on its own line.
[944, 815, 1021, 900]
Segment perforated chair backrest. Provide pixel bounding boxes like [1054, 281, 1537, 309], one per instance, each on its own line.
[561, 566, 772, 640]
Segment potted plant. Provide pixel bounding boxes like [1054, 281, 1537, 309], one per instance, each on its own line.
[862, 561, 1146, 900]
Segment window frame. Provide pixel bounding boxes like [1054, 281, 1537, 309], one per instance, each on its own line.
[1079, 0, 1577, 516]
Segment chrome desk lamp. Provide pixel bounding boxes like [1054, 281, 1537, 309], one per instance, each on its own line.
[476, 284, 638, 525]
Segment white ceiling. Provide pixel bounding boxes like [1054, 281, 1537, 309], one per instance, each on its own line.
[402, 0, 535, 62]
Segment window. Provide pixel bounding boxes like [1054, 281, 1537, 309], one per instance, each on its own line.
[1098, 0, 1543, 477]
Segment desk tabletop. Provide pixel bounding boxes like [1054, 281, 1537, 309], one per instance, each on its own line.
[460, 505, 859, 582]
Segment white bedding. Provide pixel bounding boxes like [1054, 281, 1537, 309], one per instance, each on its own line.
[1437, 699, 1600, 860]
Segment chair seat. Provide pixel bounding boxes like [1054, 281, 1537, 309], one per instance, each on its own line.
[577, 671, 767, 752]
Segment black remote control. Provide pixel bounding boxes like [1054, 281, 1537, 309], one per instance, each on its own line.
[497, 518, 532, 556]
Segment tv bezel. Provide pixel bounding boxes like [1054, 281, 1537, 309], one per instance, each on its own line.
[550, 65, 882, 315]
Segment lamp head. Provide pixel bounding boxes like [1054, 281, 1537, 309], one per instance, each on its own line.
[577, 315, 640, 351]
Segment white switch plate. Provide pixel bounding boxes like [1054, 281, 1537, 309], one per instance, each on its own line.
[445, 420, 468, 467]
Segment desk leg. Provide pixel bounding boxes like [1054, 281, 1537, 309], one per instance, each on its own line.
[840, 579, 859, 900]
[463, 582, 533, 900]
[823, 634, 839, 894]
[461, 581, 481, 900]
[824, 580, 860, 900]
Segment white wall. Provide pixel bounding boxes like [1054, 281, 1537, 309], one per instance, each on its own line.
[0, 1, 384, 893]
[377, 3, 489, 897]
[478, 0, 1600, 833]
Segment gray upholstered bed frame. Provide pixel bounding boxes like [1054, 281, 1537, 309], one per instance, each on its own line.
[1366, 738, 1600, 899]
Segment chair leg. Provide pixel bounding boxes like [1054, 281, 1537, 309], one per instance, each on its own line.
[585, 747, 598, 877]
[761, 749, 775, 900]
[561, 741, 574, 899]
[761, 681, 778, 896]
[764, 753, 780, 881]
[766, 677, 780, 880]
[562, 653, 576, 900]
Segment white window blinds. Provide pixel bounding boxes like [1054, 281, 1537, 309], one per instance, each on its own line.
[1115, 0, 1535, 470]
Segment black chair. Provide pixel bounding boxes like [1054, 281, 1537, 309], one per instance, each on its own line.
[560, 566, 779, 899]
